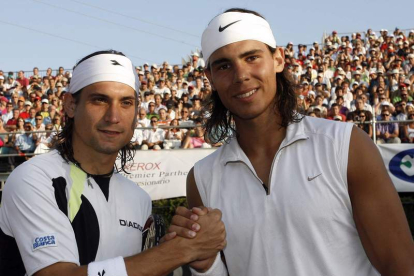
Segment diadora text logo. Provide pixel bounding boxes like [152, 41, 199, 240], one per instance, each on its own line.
[389, 149, 414, 183]
[120, 219, 144, 231]
[32, 234, 58, 251]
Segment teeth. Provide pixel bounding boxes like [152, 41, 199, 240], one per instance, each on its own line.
[236, 89, 257, 99]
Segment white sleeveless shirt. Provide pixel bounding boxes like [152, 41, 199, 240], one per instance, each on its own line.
[194, 116, 379, 276]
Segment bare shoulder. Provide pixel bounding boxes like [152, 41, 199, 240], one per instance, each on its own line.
[347, 126, 414, 274]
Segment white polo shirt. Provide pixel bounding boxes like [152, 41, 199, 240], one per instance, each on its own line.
[194, 116, 380, 276]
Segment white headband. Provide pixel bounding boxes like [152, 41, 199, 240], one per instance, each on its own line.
[69, 53, 140, 95]
[201, 12, 277, 64]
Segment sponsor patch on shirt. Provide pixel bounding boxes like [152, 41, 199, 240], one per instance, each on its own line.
[32, 234, 58, 251]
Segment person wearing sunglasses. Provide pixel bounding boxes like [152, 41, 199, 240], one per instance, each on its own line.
[377, 111, 401, 144]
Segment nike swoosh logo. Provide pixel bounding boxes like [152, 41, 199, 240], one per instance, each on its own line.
[307, 173, 322, 181]
[219, 20, 241, 32]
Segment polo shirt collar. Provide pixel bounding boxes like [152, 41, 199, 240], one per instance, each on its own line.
[221, 118, 309, 165]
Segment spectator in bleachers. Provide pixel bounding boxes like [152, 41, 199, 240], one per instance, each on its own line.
[27, 108, 37, 126]
[377, 110, 401, 144]
[34, 123, 54, 154]
[137, 107, 150, 127]
[165, 119, 185, 145]
[1, 102, 13, 123]
[14, 121, 36, 156]
[355, 110, 373, 138]
[404, 112, 414, 143]
[154, 94, 166, 114]
[129, 121, 145, 150]
[141, 117, 165, 150]
[327, 103, 346, 122]
[0, 76, 6, 94]
[33, 112, 45, 141]
[158, 108, 170, 126]
[146, 102, 158, 120]
[154, 78, 171, 95]
[5, 108, 20, 131]
[4, 76, 19, 98]
[10, 94, 19, 108]
[40, 99, 50, 119]
[0, 97, 7, 114]
[0, 118, 9, 154]
[191, 96, 203, 119]
[52, 114, 62, 132]
[55, 83, 65, 98]
[12, 118, 26, 142]
[32, 96, 42, 112]
[392, 83, 412, 103]
[182, 118, 210, 149]
[19, 101, 32, 119]
[16, 71, 29, 88]
[310, 95, 327, 117]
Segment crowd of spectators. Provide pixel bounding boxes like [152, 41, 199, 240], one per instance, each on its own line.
[0, 28, 413, 165]
[289, 28, 414, 144]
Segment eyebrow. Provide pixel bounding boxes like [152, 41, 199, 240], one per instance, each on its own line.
[211, 49, 264, 68]
[88, 92, 135, 102]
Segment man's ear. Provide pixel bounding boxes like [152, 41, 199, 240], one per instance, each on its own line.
[273, 47, 285, 73]
[204, 68, 215, 91]
[63, 93, 76, 118]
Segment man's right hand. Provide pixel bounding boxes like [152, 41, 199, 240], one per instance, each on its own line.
[169, 206, 226, 272]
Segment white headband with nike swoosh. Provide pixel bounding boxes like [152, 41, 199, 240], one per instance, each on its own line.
[201, 12, 277, 64]
[69, 53, 140, 95]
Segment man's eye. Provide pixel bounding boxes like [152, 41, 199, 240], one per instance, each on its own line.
[93, 97, 107, 103]
[218, 64, 230, 71]
[122, 100, 134, 107]
[246, 56, 258, 62]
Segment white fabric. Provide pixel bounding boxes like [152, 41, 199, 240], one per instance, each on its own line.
[190, 253, 227, 276]
[69, 53, 140, 94]
[88, 256, 128, 276]
[194, 117, 380, 276]
[0, 150, 151, 275]
[201, 12, 276, 63]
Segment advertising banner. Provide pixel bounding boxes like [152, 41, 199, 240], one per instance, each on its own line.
[377, 144, 414, 192]
[117, 149, 216, 200]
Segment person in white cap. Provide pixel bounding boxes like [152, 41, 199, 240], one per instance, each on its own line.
[172, 8, 414, 276]
[0, 50, 226, 276]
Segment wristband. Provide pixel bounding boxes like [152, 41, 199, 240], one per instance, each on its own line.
[190, 253, 227, 276]
[88, 256, 128, 276]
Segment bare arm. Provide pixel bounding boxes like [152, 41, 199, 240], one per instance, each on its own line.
[348, 126, 414, 275]
[35, 210, 226, 276]
[185, 167, 227, 272]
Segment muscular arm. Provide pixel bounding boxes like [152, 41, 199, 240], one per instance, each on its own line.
[348, 126, 414, 275]
[35, 211, 226, 276]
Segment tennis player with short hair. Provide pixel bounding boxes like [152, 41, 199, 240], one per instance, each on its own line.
[0, 50, 226, 276]
[173, 8, 414, 276]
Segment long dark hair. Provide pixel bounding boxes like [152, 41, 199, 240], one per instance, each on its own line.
[53, 50, 135, 174]
[204, 8, 302, 143]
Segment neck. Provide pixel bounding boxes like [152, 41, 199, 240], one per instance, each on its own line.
[72, 140, 117, 175]
[234, 109, 286, 157]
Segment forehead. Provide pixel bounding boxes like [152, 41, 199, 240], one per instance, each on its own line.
[81, 81, 135, 99]
[208, 40, 271, 65]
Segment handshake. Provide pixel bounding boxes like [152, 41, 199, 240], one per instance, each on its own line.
[163, 206, 227, 273]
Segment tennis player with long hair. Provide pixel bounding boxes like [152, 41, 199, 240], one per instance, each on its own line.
[172, 8, 414, 276]
[0, 50, 226, 276]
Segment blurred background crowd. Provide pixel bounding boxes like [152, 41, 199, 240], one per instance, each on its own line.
[0, 27, 413, 167]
